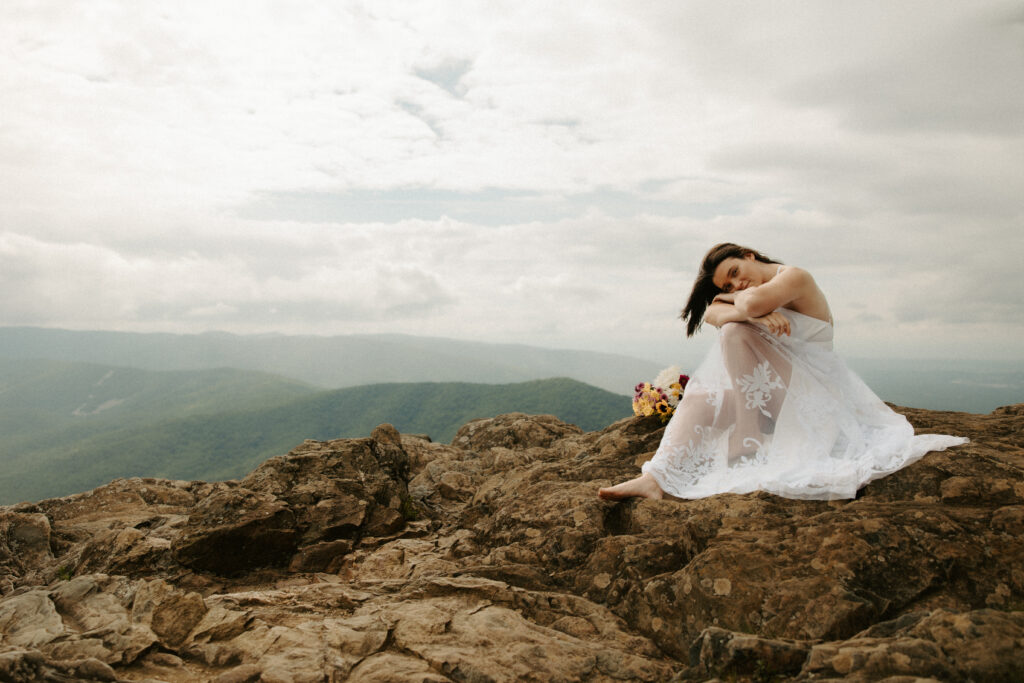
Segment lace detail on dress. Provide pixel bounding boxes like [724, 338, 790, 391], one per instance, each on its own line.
[737, 360, 785, 417]
[733, 437, 769, 468]
[675, 425, 717, 480]
[700, 380, 724, 408]
[645, 424, 719, 491]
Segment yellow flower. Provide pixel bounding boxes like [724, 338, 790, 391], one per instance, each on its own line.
[633, 396, 655, 417]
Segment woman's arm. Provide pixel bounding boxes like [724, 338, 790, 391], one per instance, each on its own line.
[706, 297, 791, 335]
[704, 300, 749, 328]
[733, 267, 814, 319]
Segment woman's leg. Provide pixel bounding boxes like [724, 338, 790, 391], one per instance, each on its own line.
[599, 323, 794, 500]
[598, 387, 719, 500]
[718, 322, 791, 460]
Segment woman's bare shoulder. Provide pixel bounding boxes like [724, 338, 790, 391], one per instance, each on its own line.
[779, 265, 831, 318]
[778, 264, 815, 281]
[771, 265, 815, 293]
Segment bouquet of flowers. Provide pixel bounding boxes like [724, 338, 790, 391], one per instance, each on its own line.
[632, 366, 689, 422]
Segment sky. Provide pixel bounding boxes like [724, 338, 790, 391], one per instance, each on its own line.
[2, 0, 1022, 367]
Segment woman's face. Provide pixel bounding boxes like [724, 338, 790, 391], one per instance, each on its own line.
[712, 253, 761, 293]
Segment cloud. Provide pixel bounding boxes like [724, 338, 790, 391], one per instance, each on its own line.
[414, 58, 473, 98]
[0, 1, 1021, 365]
[783, 3, 1024, 137]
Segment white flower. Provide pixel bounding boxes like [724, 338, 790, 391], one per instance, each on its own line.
[652, 365, 682, 391]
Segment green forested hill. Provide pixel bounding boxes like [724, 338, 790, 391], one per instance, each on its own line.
[0, 359, 315, 458]
[0, 359, 319, 503]
[0, 358, 316, 425]
[0, 375, 629, 504]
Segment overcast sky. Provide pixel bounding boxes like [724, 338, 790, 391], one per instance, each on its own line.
[2, 1, 1022, 366]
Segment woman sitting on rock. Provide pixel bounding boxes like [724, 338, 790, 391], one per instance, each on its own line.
[598, 243, 967, 501]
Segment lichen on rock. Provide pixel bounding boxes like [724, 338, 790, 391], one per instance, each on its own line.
[0, 404, 1021, 681]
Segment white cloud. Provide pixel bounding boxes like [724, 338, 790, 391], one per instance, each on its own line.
[0, 0, 1020, 365]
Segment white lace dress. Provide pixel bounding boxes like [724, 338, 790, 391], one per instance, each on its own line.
[641, 309, 968, 500]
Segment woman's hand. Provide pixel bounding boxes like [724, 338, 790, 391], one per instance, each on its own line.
[705, 299, 748, 328]
[713, 292, 736, 304]
[752, 311, 791, 336]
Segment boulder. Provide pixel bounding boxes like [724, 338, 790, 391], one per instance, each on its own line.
[131, 578, 208, 646]
[452, 411, 583, 450]
[173, 487, 300, 574]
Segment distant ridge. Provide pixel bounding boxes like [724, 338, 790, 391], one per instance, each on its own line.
[0, 375, 629, 504]
[0, 326, 662, 395]
[0, 327, 1017, 414]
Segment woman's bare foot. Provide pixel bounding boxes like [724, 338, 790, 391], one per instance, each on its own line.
[597, 473, 664, 500]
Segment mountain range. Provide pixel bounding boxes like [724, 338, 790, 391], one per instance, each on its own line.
[0, 326, 662, 395]
[0, 356, 628, 504]
[0, 326, 1018, 412]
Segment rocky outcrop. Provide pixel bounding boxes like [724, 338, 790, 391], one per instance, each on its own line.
[0, 407, 1022, 681]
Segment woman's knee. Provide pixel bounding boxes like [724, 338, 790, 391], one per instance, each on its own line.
[720, 321, 758, 349]
[679, 388, 709, 409]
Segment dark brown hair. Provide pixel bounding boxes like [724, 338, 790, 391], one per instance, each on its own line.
[680, 243, 781, 336]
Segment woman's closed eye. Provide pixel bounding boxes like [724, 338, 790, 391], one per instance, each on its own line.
[723, 267, 738, 293]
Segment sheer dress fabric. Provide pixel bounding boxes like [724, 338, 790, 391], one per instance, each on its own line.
[641, 308, 968, 501]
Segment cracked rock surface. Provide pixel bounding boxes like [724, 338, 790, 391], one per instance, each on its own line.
[1, 407, 1022, 682]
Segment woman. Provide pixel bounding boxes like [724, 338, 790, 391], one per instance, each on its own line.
[598, 243, 967, 501]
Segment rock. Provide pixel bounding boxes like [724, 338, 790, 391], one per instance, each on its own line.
[0, 575, 157, 673]
[288, 539, 354, 573]
[0, 406, 1020, 681]
[991, 505, 1024, 534]
[188, 604, 253, 644]
[681, 626, 810, 680]
[46, 574, 157, 665]
[131, 578, 208, 646]
[173, 488, 300, 574]
[0, 649, 58, 682]
[0, 589, 64, 648]
[183, 575, 673, 681]
[452, 412, 583, 450]
[370, 422, 402, 446]
[302, 494, 367, 542]
[346, 652, 450, 682]
[804, 608, 1024, 681]
[30, 478, 203, 582]
[403, 439, 463, 479]
[213, 663, 263, 683]
[240, 433, 412, 545]
[72, 657, 119, 681]
[0, 512, 55, 589]
[143, 651, 184, 667]
[0, 512, 52, 564]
